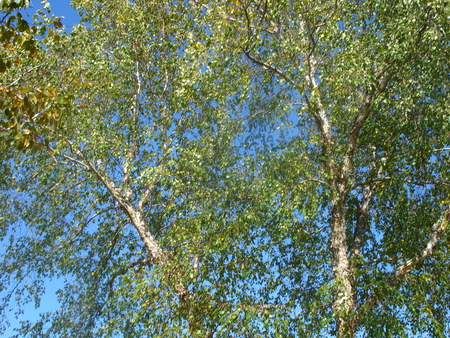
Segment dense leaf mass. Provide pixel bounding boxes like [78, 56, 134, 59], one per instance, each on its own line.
[0, 0, 73, 149]
[1, 0, 449, 337]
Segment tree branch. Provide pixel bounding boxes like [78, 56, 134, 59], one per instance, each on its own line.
[392, 211, 448, 281]
[356, 210, 449, 316]
[242, 49, 300, 89]
[76, 148, 167, 263]
[5, 63, 45, 87]
[106, 258, 153, 290]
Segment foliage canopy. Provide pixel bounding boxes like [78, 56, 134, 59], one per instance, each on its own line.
[1, 0, 72, 149]
[1, 0, 449, 337]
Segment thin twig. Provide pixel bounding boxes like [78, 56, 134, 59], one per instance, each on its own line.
[6, 63, 46, 87]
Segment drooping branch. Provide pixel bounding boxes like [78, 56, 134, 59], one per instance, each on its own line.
[4, 63, 46, 87]
[356, 210, 449, 316]
[242, 49, 300, 89]
[392, 211, 448, 281]
[241, 10, 333, 156]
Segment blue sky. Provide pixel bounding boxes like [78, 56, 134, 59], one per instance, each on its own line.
[51, 1, 80, 29]
[32, 0, 80, 29]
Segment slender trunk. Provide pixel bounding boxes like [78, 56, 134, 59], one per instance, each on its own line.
[124, 205, 212, 337]
[78, 150, 211, 336]
[330, 185, 355, 338]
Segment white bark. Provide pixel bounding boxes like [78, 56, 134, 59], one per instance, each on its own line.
[393, 212, 448, 281]
[355, 211, 449, 321]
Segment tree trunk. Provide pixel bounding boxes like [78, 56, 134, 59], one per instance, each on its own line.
[331, 190, 355, 338]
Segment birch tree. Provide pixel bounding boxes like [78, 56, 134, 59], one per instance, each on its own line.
[1, 0, 251, 336]
[204, 0, 450, 336]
